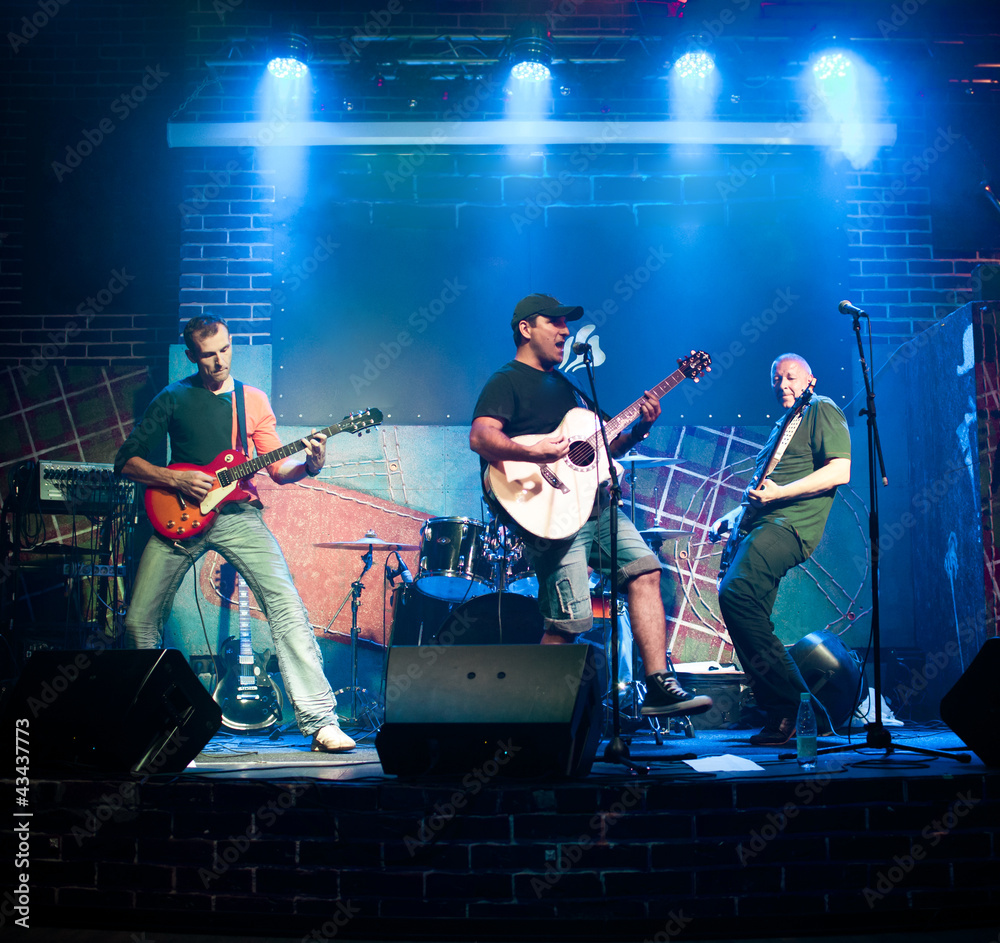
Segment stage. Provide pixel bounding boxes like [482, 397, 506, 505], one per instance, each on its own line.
[12, 712, 999, 942]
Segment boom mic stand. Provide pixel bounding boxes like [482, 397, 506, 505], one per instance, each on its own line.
[807, 304, 969, 763]
[579, 346, 630, 765]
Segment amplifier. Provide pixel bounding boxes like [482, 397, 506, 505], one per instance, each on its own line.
[37, 460, 134, 513]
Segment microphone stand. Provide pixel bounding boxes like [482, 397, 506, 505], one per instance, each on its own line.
[580, 346, 632, 767]
[802, 308, 968, 763]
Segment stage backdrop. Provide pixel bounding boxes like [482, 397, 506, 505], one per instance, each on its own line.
[271, 147, 852, 428]
[873, 302, 995, 714]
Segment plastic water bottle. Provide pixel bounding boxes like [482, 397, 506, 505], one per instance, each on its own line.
[796, 692, 817, 770]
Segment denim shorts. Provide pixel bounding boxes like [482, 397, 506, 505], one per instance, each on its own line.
[521, 503, 661, 636]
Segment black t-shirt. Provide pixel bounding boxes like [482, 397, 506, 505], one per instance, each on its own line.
[472, 360, 591, 438]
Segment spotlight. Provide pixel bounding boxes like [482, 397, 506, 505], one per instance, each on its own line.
[813, 52, 852, 84]
[267, 32, 311, 79]
[668, 40, 720, 117]
[508, 19, 553, 82]
[674, 51, 715, 81]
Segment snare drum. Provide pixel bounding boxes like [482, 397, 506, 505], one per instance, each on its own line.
[416, 516, 494, 601]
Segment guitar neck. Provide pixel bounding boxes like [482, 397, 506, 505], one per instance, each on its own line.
[230, 422, 342, 480]
[237, 574, 252, 659]
[600, 368, 689, 444]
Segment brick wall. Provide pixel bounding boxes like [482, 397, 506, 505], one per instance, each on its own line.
[12, 768, 998, 936]
[3, 0, 999, 371]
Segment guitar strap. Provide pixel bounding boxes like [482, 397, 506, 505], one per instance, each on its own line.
[234, 380, 249, 456]
[768, 407, 808, 473]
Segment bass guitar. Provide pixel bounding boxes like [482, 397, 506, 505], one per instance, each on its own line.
[213, 572, 283, 732]
[715, 379, 816, 581]
[144, 407, 382, 539]
[483, 351, 711, 540]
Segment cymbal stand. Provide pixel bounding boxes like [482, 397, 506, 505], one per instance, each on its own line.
[324, 545, 379, 729]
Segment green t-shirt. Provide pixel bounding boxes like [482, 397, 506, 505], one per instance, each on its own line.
[114, 374, 235, 472]
[752, 395, 851, 556]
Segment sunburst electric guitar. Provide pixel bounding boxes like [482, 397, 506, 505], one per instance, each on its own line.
[714, 379, 816, 581]
[144, 408, 382, 539]
[484, 352, 712, 540]
[213, 572, 283, 732]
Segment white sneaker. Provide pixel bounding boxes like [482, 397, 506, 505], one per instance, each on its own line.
[852, 687, 903, 727]
[310, 724, 356, 752]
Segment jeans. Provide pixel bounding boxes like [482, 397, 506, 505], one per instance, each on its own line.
[718, 520, 834, 731]
[125, 504, 337, 737]
[522, 503, 661, 636]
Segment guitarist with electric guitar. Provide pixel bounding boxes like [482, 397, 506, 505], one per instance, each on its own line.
[115, 315, 375, 754]
[709, 353, 851, 747]
[471, 293, 713, 719]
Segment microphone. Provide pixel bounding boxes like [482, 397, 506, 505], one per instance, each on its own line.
[838, 300, 868, 318]
[572, 341, 592, 355]
[387, 552, 413, 586]
[397, 556, 414, 585]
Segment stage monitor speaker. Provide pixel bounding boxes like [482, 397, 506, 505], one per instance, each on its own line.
[940, 638, 1000, 767]
[0, 648, 222, 775]
[789, 629, 864, 729]
[375, 644, 605, 778]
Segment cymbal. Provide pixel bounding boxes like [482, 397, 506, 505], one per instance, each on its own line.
[639, 527, 694, 541]
[619, 451, 684, 467]
[315, 537, 420, 551]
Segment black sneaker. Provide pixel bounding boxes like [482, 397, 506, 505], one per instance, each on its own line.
[639, 673, 713, 717]
[748, 716, 795, 746]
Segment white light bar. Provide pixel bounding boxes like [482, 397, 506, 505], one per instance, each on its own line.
[166, 119, 896, 149]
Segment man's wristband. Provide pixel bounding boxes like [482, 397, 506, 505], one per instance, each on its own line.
[305, 461, 322, 478]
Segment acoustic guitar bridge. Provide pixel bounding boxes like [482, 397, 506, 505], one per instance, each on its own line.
[539, 465, 570, 494]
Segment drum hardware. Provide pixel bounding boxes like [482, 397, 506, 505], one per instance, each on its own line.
[587, 593, 694, 739]
[499, 530, 537, 597]
[314, 530, 416, 729]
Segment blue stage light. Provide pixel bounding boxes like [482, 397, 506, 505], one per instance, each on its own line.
[268, 57, 308, 79]
[674, 51, 715, 81]
[508, 20, 552, 83]
[267, 33, 311, 80]
[814, 52, 852, 84]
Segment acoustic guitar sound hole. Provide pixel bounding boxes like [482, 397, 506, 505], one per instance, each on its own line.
[568, 440, 595, 467]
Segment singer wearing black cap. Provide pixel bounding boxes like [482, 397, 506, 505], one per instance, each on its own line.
[469, 293, 712, 718]
[710, 353, 851, 746]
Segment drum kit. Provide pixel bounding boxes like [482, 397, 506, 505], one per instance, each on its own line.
[314, 450, 695, 733]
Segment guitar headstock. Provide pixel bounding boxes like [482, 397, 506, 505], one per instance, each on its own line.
[678, 350, 712, 381]
[340, 407, 384, 435]
[798, 377, 817, 406]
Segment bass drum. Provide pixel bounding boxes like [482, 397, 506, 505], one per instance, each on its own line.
[433, 591, 544, 646]
[388, 583, 453, 646]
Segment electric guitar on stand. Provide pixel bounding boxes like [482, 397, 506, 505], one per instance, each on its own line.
[483, 352, 711, 540]
[213, 572, 283, 732]
[714, 378, 817, 581]
[144, 408, 382, 539]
